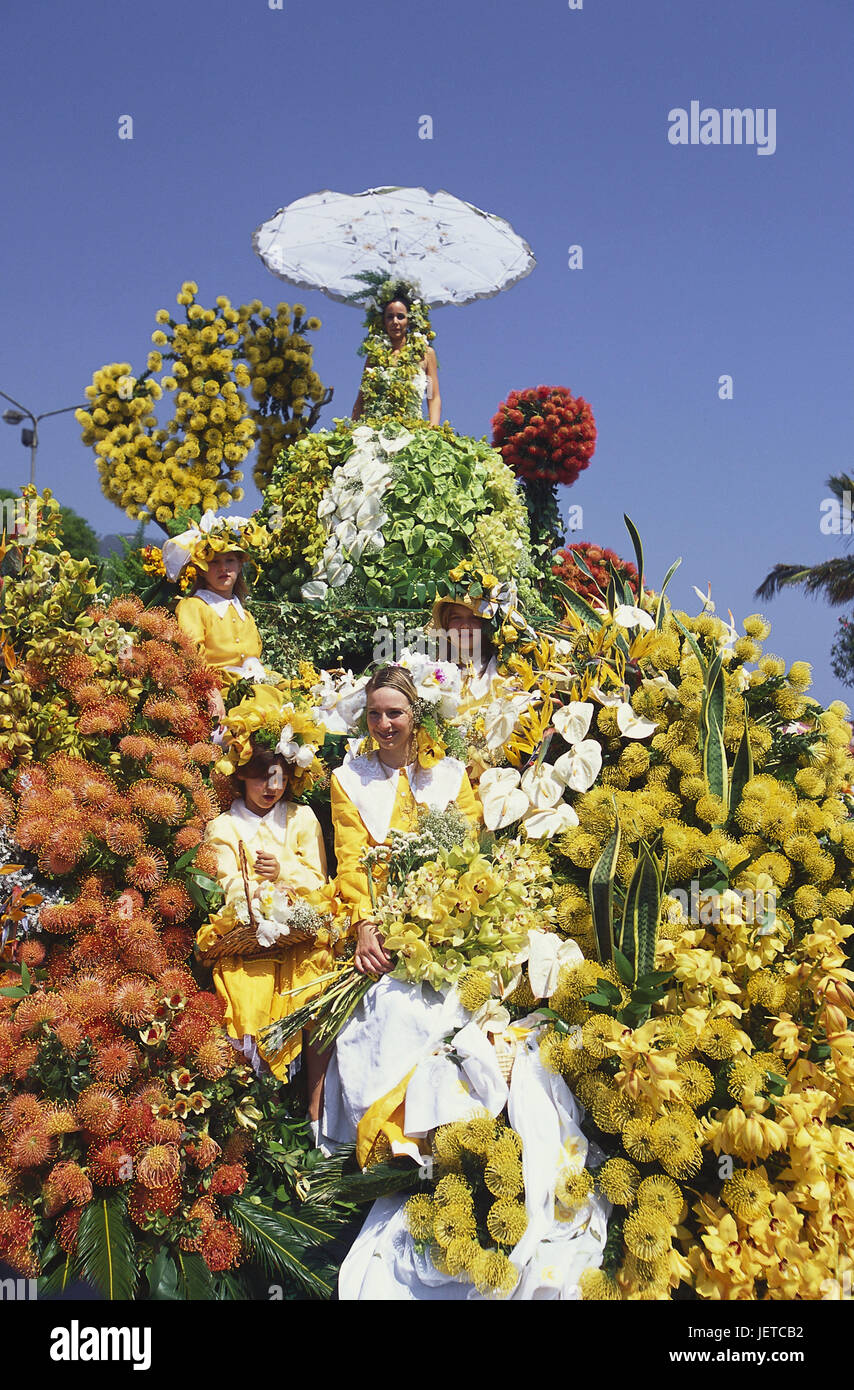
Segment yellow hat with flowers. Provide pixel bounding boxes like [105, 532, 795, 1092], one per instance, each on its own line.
[214, 683, 327, 796]
[161, 510, 270, 581]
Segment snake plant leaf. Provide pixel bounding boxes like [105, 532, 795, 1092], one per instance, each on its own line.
[654, 557, 682, 630]
[589, 812, 622, 965]
[623, 514, 645, 598]
[729, 700, 754, 818]
[552, 579, 604, 631]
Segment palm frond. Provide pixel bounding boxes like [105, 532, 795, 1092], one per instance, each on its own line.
[176, 1250, 216, 1300]
[826, 473, 854, 506]
[38, 1249, 79, 1298]
[756, 558, 854, 605]
[76, 1194, 137, 1300]
[229, 1196, 337, 1299]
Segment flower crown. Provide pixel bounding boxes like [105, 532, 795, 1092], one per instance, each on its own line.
[161, 510, 270, 582]
[214, 684, 326, 795]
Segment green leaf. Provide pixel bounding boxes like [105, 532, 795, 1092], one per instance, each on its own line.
[612, 947, 635, 986]
[174, 1250, 215, 1299]
[20, 960, 31, 991]
[148, 1248, 180, 1300]
[76, 1194, 137, 1300]
[623, 514, 644, 598]
[654, 557, 682, 630]
[38, 1250, 79, 1298]
[605, 575, 617, 616]
[588, 811, 622, 966]
[729, 700, 754, 818]
[620, 842, 662, 985]
[553, 579, 604, 632]
[229, 1196, 336, 1299]
[0, 986, 29, 998]
[582, 990, 613, 1008]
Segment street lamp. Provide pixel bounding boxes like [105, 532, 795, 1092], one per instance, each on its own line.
[1, 390, 86, 488]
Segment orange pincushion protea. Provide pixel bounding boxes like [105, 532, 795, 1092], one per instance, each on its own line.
[56, 653, 96, 688]
[194, 843, 219, 877]
[126, 849, 169, 891]
[118, 734, 159, 761]
[42, 1105, 78, 1136]
[105, 818, 147, 856]
[106, 595, 144, 625]
[192, 1035, 233, 1081]
[78, 700, 134, 736]
[188, 742, 218, 765]
[161, 926, 195, 961]
[55, 1208, 81, 1254]
[54, 1020, 85, 1052]
[88, 1140, 134, 1185]
[180, 1194, 218, 1250]
[91, 1038, 141, 1086]
[10, 1043, 39, 1080]
[185, 1132, 222, 1169]
[159, 966, 199, 1000]
[0, 1163, 16, 1198]
[76, 1083, 126, 1137]
[135, 608, 179, 640]
[1, 1093, 45, 1136]
[173, 825, 202, 854]
[70, 681, 106, 708]
[17, 940, 46, 968]
[7, 1123, 54, 1168]
[128, 1176, 182, 1226]
[129, 781, 187, 825]
[201, 1219, 242, 1272]
[112, 976, 158, 1027]
[209, 1162, 248, 1197]
[150, 882, 193, 924]
[43, 1160, 93, 1215]
[136, 1142, 181, 1189]
[13, 993, 66, 1035]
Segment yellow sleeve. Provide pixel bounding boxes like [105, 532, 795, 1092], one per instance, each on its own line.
[175, 597, 209, 653]
[203, 815, 249, 909]
[456, 769, 483, 827]
[330, 773, 375, 926]
[292, 805, 328, 882]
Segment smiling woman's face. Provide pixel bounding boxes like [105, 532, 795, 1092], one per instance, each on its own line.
[366, 686, 415, 760]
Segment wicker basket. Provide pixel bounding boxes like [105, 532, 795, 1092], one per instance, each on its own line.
[196, 840, 319, 963]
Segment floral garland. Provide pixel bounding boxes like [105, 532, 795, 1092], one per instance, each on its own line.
[213, 685, 326, 796]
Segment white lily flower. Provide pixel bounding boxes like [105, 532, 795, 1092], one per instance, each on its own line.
[522, 802, 579, 839]
[616, 702, 658, 739]
[478, 768, 529, 830]
[614, 603, 655, 631]
[552, 700, 594, 745]
[552, 738, 603, 792]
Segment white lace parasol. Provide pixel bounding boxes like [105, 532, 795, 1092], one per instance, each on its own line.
[252, 186, 535, 307]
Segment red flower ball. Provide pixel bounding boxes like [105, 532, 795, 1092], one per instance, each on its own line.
[491, 386, 596, 487]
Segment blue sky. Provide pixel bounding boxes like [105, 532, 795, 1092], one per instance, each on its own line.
[2, 0, 852, 703]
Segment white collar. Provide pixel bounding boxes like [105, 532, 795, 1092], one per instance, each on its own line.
[195, 588, 246, 619]
[333, 752, 465, 844]
[464, 655, 499, 701]
[228, 796, 289, 842]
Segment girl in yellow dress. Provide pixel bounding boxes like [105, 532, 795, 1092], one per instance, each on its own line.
[161, 511, 270, 718]
[196, 687, 331, 1121]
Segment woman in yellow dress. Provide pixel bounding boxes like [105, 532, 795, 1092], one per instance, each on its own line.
[196, 688, 331, 1122]
[322, 664, 482, 1155]
[162, 511, 269, 718]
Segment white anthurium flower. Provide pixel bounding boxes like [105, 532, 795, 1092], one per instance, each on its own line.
[294, 744, 315, 769]
[522, 801, 579, 839]
[351, 425, 376, 446]
[731, 666, 750, 694]
[321, 536, 338, 561]
[643, 673, 679, 700]
[471, 998, 511, 1035]
[520, 763, 566, 809]
[333, 518, 359, 550]
[616, 701, 658, 739]
[521, 928, 585, 998]
[327, 560, 353, 588]
[552, 700, 594, 745]
[301, 580, 328, 602]
[552, 738, 603, 793]
[614, 603, 655, 631]
[483, 692, 531, 751]
[377, 428, 413, 454]
[334, 493, 359, 522]
[364, 531, 385, 552]
[317, 493, 337, 519]
[346, 533, 368, 563]
[693, 583, 715, 613]
[590, 683, 628, 706]
[478, 768, 529, 830]
[355, 494, 383, 528]
[717, 609, 738, 653]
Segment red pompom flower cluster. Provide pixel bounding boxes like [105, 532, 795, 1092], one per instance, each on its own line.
[491, 386, 596, 486]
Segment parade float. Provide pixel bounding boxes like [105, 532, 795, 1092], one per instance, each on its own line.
[0, 188, 852, 1301]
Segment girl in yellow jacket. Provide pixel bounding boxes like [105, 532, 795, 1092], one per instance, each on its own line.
[196, 687, 331, 1120]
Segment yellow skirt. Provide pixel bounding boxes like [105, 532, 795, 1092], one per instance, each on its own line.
[211, 937, 332, 1079]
